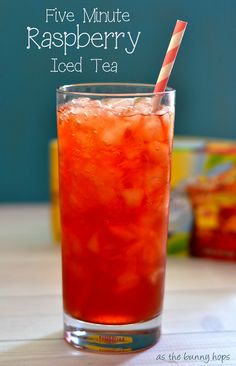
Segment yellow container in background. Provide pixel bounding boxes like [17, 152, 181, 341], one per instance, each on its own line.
[49, 139, 60, 243]
[171, 138, 206, 188]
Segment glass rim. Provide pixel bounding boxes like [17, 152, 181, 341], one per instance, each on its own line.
[57, 83, 176, 97]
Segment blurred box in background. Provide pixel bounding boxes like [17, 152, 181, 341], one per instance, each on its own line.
[187, 142, 236, 261]
[49, 138, 236, 261]
[168, 138, 206, 256]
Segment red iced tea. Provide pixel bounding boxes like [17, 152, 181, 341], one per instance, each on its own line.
[57, 96, 174, 325]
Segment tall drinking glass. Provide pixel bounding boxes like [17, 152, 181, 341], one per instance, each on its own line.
[57, 83, 175, 352]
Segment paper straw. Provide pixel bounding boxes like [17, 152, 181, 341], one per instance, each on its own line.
[154, 20, 188, 94]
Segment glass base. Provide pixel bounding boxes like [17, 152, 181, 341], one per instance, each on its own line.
[64, 312, 161, 353]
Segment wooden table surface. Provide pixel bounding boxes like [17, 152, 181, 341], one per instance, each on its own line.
[0, 205, 236, 366]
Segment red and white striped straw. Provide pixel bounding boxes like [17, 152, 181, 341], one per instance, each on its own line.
[154, 20, 188, 93]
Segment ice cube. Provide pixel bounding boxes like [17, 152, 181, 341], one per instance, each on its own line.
[123, 114, 143, 131]
[87, 234, 99, 253]
[147, 141, 170, 164]
[122, 188, 144, 207]
[102, 98, 134, 114]
[71, 97, 91, 106]
[68, 98, 91, 115]
[117, 272, 139, 292]
[142, 115, 166, 142]
[133, 97, 152, 115]
[108, 224, 136, 242]
[68, 98, 104, 124]
[101, 124, 125, 145]
[97, 185, 117, 205]
[149, 268, 165, 285]
[103, 97, 131, 106]
[145, 168, 166, 193]
[155, 105, 170, 116]
[102, 97, 155, 116]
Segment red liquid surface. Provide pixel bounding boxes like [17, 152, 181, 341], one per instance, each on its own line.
[57, 98, 174, 324]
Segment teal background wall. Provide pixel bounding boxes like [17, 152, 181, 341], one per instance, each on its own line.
[0, 0, 236, 202]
